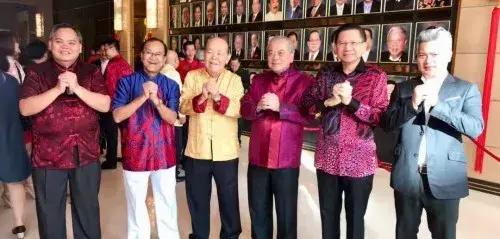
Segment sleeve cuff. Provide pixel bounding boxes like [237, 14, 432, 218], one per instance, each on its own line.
[346, 98, 360, 113]
[213, 94, 230, 114]
[192, 94, 208, 113]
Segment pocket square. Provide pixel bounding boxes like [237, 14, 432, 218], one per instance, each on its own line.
[444, 96, 461, 102]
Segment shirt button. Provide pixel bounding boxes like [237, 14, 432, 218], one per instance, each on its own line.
[420, 131, 425, 136]
[413, 153, 418, 157]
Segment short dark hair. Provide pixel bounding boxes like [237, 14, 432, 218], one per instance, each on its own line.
[183, 40, 195, 51]
[230, 55, 240, 62]
[25, 40, 48, 60]
[103, 38, 120, 51]
[333, 23, 366, 44]
[141, 38, 168, 56]
[286, 31, 298, 39]
[49, 23, 83, 43]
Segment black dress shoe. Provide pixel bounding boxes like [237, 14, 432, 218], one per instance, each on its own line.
[12, 225, 26, 239]
[101, 161, 117, 170]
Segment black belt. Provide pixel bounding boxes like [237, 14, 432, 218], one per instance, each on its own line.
[418, 165, 428, 174]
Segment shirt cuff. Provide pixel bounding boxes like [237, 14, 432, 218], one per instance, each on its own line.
[346, 98, 360, 113]
[213, 94, 230, 114]
[192, 94, 208, 113]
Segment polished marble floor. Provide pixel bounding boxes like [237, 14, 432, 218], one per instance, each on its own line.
[1, 136, 499, 239]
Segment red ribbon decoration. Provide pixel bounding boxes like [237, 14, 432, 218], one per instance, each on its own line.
[474, 7, 500, 173]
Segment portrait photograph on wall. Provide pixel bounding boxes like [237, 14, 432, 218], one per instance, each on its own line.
[306, 0, 327, 18]
[329, 0, 353, 16]
[361, 24, 380, 63]
[285, 0, 305, 20]
[233, 0, 247, 24]
[285, 29, 303, 60]
[417, 0, 452, 9]
[205, 0, 217, 26]
[180, 4, 191, 28]
[380, 23, 412, 63]
[326, 26, 340, 62]
[249, 0, 264, 22]
[264, 30, 283, 58]
[218, 0, 231, 25]
[384, 0, 415, 12]
[412, 20, 450, 62]
[265, 0, 284, 21]
[170, 35, 180, 52]
[191, 34, 204, 52]
[304, 28, 325, 61]
[170, 5, 180, 29]
[355, 0, 382, 14]
[192, 2, 204, 27]
[248, 31, 263, 60]
[232, 32, 246, 60]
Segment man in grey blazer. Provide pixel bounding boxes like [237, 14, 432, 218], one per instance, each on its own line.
[382, 27, 484, 239]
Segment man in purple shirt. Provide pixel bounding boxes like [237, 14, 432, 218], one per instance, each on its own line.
[112, 38, 180, 238]
[303, 23, 388, 239]
[241, 36, 313, 239]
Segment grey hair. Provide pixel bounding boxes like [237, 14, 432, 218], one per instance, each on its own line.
[206, 37, 230, 54]
[387, 26, 407, 40]
[267, 36, 294, 53]
[417, 27, 452, 51]
[49, 23, 83, 43]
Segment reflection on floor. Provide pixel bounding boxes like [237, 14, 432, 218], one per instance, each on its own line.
[1, 136, 499, 239]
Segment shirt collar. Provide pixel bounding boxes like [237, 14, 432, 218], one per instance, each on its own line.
[51, 58, 80, 73]
[333, 59, 366, 74]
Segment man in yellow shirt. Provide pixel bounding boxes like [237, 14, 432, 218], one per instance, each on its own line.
[180, 37, 244, 239]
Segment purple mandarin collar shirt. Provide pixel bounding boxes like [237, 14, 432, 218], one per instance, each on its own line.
[241, 67, 314, 169]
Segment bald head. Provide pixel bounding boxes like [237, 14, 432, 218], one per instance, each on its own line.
[166, 50, 179, 68]
[206, 37, 230, 54]
[205, 37, 230, 76]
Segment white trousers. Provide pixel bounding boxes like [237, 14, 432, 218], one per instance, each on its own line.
[123, 167, 179, 239]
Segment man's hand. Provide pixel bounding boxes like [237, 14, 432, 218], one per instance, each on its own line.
[206, 79, 220, 101]
[260, 93, 280, 112]
[58, 71, 79, 94]
[324, 94, 341, 107]
[334, 81, 353, 105]
[412, 85, 426, 110]
[55, 74, 69, 95]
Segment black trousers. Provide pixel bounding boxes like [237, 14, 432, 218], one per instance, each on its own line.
[32, 161, 101, 239]
[99, 112, 118, 165]
[175, 126, 185, 167]
[185, 157, 241, 239]
[317, 170, 373, 239]
[395, 174, 460, 239]
[247, 165, 299, 239]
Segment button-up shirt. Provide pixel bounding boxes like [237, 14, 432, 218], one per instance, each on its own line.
[241, 67, 313, 169]
[104, 54, 133, 97]
[21, 59, 109, 169]
[302, 61, 388, 177]
[363, 2, 373, 13]
[180, 68, 244, 161]
[177, 58, 204, 83]
[113, 71, 180, 171]
[336, 4, 345, 15]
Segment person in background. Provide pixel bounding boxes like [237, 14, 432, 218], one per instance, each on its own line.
[113, 38, 180, 239]
[22, 40, 49, 67]
[241, 36, 313, 239]
[20, 23, 110, 239]
[100, 38, 133, 170]
[229, 56, 250, 145]
[0, 31, 31, 239]
[177, 41, 204, 83]
[302, 23, 388, 239]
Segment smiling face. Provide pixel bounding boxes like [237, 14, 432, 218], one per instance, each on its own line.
[48, 27, 82, 66]
[307, 31, 321, 53]
[141, 40, 167, 75]
[194, 6, 202, 22]
[267, 38, 294, 74]
[269, 0, 280, 13]
[387, 27, 407, 58]
[417, 40, 452, 79]
[204, 38, 230, 76]
[234, 34, 243, 51]
[206, 1, 215, 22]
[220, 1, 229, 16]
[252, 0, 262, 14]
[334, 29, 366, 65]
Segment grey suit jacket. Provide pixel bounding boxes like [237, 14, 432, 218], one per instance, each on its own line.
[382, 75, 484, 199]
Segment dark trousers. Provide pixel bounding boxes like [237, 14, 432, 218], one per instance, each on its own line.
[175, 126, 185, 167]
[185, 157, 241, 239]
[99, 112, 118, 165]
[32, 161, 101, 239]
[247, 165, 299, 239]
[317, 170, 373, 239]
[395, 174, 460, 239]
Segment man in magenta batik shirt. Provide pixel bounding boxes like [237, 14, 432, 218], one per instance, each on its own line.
[241, 36, 313, 239]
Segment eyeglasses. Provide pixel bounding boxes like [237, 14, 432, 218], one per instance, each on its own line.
[143, 51, 164, 58]
[336, 41, 365, 48]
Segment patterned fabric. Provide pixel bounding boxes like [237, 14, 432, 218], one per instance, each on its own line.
[180, 68, 243, 161]
[241, 67, 313, 169]
[302, 61, 388, 177]
[20, 59, 108, 169]
[113, 71, 180, 171]
[104, 55, 133, 97]
[177, 59, 204, 83]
